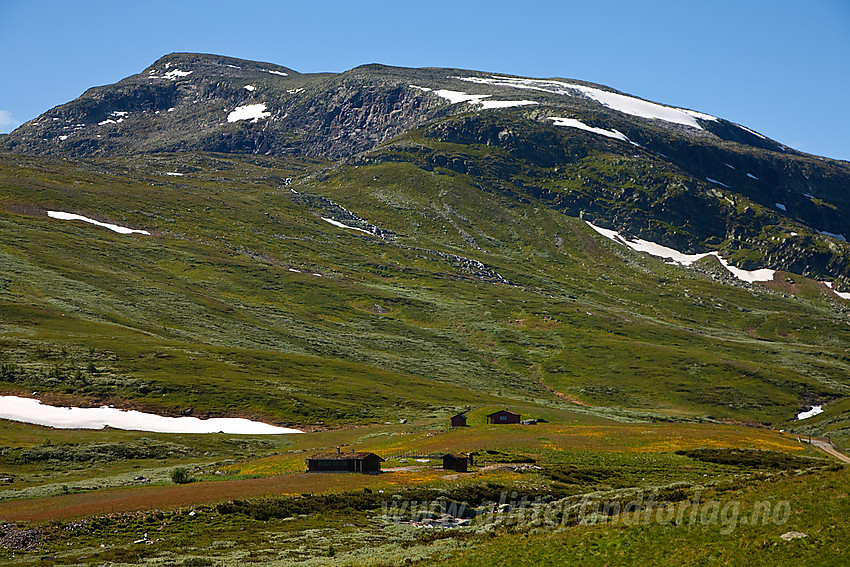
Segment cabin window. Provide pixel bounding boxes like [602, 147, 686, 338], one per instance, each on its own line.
[500, 416, 506, 421]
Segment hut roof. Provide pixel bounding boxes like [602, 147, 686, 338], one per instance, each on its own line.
[307, 452, 384, 461]
[486, 410, 521, 417]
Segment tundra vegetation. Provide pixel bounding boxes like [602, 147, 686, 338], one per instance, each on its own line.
[1, 54, 849, 564]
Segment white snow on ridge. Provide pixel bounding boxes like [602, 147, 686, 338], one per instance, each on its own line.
[586, 222, 711, 266]
[0, 396, 300, 434]
[433, 89, 490, 105]
[710, 253, 775, 283]
[819, 231, 847, 242]
[737, 124, 767, 140]
[747, 173, 759, 180]
[776, 203, 787, 212]
[796, 405, 823, 420]
[456, 76, 717, 129]
[244, 85, 256, 91]
[262, 68, 288, 76]
[411, 85, 537, 110]
[165, 172, 184, 177]
[478, 99, 538, 109]
[586, 221, 775, 283]
[227, 103, 271, 123]
[321, 217, 373, 235]
[47, 211, 150, 235]
[548, 117, 632, 143]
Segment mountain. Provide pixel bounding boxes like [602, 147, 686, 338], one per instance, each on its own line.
[4, 53, 850, 288]
[1, 53, 849, 443]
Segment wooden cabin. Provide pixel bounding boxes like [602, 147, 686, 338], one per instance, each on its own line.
[306, 451, 384, 473]
[450, 413, 468, 427]
[442, 453, 469, 472]
[486, 410, 521, 424]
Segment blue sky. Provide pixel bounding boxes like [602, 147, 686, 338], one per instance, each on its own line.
[1, 0, 848, 161]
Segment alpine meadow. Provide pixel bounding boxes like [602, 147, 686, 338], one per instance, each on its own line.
[0, 52, 848, 566]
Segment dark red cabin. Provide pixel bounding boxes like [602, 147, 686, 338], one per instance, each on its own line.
[442, 453, 469, 472]
[450, 413, 468, 427]
[486, 410, 521, 424]
[306, 451, 384, 473]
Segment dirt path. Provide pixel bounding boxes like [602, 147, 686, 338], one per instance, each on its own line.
[809, 439, 850, 464]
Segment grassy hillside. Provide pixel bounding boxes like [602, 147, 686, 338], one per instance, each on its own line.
[1, 151, 849, 441]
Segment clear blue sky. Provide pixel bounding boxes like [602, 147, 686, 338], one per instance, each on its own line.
[2, 0, 849, 161]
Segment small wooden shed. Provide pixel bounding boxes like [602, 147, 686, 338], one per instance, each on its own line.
[306, 451, 384, 473]
[486, 410, 521, 424]
[450, 413, 468, 427]
[442, 453, 469, 472]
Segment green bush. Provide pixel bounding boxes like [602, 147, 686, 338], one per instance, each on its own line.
[171, 467, 192, 484]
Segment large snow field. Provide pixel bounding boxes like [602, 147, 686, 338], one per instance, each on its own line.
[0, 396, 301, 434]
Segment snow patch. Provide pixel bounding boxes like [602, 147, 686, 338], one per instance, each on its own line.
[164, 69, 191, 79]
[58, 135, 69, 141]
[705, 178, 730, 188]
[737, 124, 767, 140]
[261, 68, 288, 76]
[710, 253, 776, 283]
[149, 69, 191, 80]
[824, 282, 850, 300]
[48, 211, 150, 235]
[413, 85, 536, 110]
[775, 203, 787, 212]
[456, 75, 717, 129]
[586, 221, 775, 283]
[478, 99, 538, 109]
[165, 172, 184, 177]
[819, 231, 847, 242]
[725, 163, 735, 169]
[796, 405, 823, 420]
[227, 103, 271, 123]
[244, 85, 256, 91]
[747, 173, 759, 180]
[0, 396, 300, 434]
[321, 217, 373, 235]
[433, 89, 490, 105]
[548, 117, 632, 143]
[98, 112, 126, 125]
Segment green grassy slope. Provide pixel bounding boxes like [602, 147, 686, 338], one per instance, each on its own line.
[0, 150, 848, 442]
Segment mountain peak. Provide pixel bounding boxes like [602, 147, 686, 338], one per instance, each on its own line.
[141, 52, 299, 78]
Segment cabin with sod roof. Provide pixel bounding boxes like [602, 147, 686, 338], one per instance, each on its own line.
[306, 450, 384, 473]
[450, 413, 468, 427]
[486, 410, 521, 424]
[442, 453, 470, 472]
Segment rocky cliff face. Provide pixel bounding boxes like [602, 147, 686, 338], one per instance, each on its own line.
[0, 54, 458, 160]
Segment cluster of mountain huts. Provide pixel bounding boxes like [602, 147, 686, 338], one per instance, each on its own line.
[307, 409, 539, 474]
